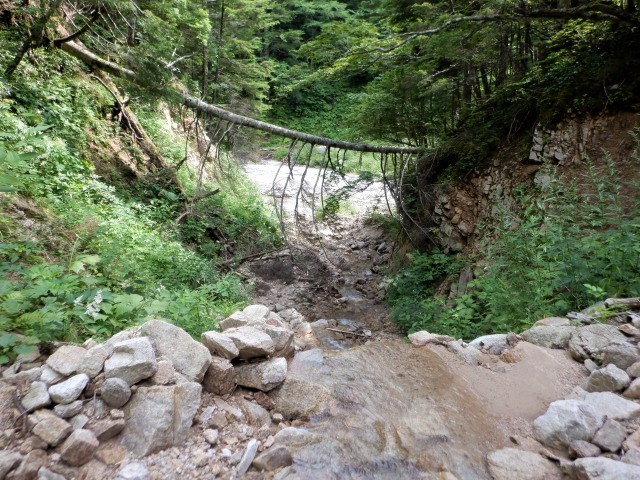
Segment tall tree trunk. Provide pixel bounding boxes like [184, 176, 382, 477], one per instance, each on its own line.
[212, 0, 225, 104]
[5, 0, 63, 76]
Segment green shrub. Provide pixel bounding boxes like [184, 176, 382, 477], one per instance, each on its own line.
[390, 145, 640, 340]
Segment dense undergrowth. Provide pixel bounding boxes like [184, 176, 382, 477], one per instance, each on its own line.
[0, 50, 281, 363]
[388, 141, 640, 340]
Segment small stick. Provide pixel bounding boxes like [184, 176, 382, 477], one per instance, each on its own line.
[326, 328, 368, 337]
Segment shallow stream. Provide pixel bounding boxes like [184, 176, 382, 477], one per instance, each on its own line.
[242, 158, 581, 479]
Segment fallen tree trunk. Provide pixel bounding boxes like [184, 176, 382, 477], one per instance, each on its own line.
[55, 41, 425, 155]
[182, 97, 424, 154]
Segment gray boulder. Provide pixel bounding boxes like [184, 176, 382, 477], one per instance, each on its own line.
[569, 440, 601, 459]
[592, 418, 627, 452]
[46, 345, 86, 376]
[252, 446, 293, 472]
[54, 400, 83, 419]
[101, 377, 132, 408]
[77, 344, 111, 378]
[202, 356, 236, 396]
[48, 373, 89, 404]
[625, 378, 640, 399]
[533, 399, 603, 449]
[219, 312, 250, 331]
[200, 331, 239, 360]
[622, 448, 640, 467]
[40, 365, 64, 386]
[271, 377, 332, 420]
[121, 382, 202, 456]
[264, 326, 294, 357]
[534, 317, 571, 327]
[60, 429, 100, 466]
[446, 340, 482, 365]
[224, 326, 275, 359]
[104, 337, 158, 386]
[584, 364, 631, 392]
[573, 457, 640, 479]
[0, 451, 23, 480]
[583, 391, 640, 421]
[243, 304, 270, 322]
[408, 331, 454, 346]
[148, 358, 177, 385]
[21, 381, 51, 412]
[487, 448, 562, 480]
[32, 414, 72, 447]
[569, 325, 628, 361]
[89, 418, 126, 442]
[628, 361, 640, 378]
[521, 326, 574, 349]
[469, 334, 508, 354]
[141, 320, 211, 383]
[602, 343, 640, 371]
[116, 462, 150, 480]
[273, 427, 322, 447]
[235, 357, 287, 392]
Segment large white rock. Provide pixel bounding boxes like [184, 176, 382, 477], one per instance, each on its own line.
[48, 373, 89, 404]
[533, 399, 603, 449]
[20, 381, 51, 412]
[585, 364, 630, 392]
[602, 343, 640, 371]
[32, 414, 73, 447]
[264, 326, 294, 356]
[200, 331, 239, 360]
[582, 391, 640, 421]
[573, 457, 640, 479]
[271, 377, 332, 420]
[59, 429, 99, 466]
[235, 358, 287, 392]
[592, 418, 627, 452]
[202, 357, 236, 396]
[521, 326, 575, 349]
[120, 382, 202, 457]
[487, 448, 562, 480]
[408, 330, 454, 346]
[469, 334, 508, 353]
[101, 377, 132, 408]
[46, 345, 86, 376]
[242, 304, 270, 322]
[77, 344, 111, 378]
[0, 451, 23, 480]
[224, 326, 275, 359]
[141, 320, 211, 382]
[569, 325, 628, 361]
[104, 337, 158, 386]
[219, 312, 250, 331]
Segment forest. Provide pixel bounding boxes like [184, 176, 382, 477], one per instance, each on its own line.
[1, 0, 640, 360]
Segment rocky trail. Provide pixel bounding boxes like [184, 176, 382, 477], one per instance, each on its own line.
[2, 159, 640, 479]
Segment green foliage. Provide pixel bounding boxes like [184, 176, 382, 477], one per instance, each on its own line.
[390, 152, 640, 340]
[0, 49, 264, 356]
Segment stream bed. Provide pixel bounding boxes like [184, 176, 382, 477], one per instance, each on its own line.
[242, 158, 584, 479]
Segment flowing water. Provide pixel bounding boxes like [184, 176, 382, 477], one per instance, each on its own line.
[242, 158, 584, 479]
[282, 342, 506, 479]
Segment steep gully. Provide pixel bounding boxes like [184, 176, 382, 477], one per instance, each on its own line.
[241, 159, 585, 479]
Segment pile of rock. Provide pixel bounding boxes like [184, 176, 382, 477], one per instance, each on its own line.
[490, 298, 640, 479]
[409, 297, 640, 479]
[0, 304, 305, 479]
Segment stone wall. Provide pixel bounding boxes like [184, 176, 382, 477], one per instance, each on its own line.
[427, 112, 639, 254]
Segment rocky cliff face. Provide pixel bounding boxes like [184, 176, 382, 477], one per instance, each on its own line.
[423, 111, 639, 253]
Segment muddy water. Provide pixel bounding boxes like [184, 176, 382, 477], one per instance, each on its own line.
[285, 342, 505, 479]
